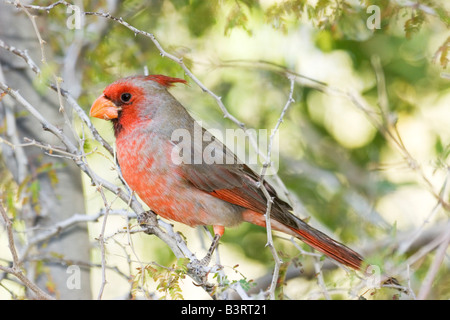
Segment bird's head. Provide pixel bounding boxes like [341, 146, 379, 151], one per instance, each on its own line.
[90, 74, 187, 135]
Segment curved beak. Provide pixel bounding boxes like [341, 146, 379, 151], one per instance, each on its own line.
[90, 95, 119, 120]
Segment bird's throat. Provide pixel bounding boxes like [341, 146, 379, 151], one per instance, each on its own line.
[112, 118, 123, 137]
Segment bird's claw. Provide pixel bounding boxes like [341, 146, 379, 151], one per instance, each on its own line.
[137, 210, 157, 234]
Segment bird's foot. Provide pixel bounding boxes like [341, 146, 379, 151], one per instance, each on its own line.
[137, 210, 158, 234]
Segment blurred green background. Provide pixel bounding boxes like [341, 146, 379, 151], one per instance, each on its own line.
[1, 0, 449, 299]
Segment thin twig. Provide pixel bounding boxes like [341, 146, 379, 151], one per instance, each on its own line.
[258, 77, 296, 299]
[0, 202, 54, 300]
[0, 39, 41, 74]
[417, 228, 450, 300]
[95, 184, 113, 300]
[4, 4, 303, 295]
[313, 257, 331, 300]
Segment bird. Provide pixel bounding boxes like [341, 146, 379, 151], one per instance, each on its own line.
[90, 74, 364, 270]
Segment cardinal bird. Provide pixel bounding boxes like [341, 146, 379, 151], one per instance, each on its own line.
[90, 74, 364, 270]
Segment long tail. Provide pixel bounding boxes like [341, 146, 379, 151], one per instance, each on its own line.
[242, 210, 364, 270]
[287, 220, 363, 270]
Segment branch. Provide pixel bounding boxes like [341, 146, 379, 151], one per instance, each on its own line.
[416, 227, 450, 300]
[4, 1, 310, 298]
[0, 78, 215, 295]
[0, 38, 114, 157]
[0, 202, 54, 300]
[219, 58, 450, 212]
[7, 0, 445, 299]
[258, 76, 296, 299]
[0, 38, 40, 74]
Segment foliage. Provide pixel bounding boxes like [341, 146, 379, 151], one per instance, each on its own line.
[132, 258, 189, 300]
[1, 0, 449, 300]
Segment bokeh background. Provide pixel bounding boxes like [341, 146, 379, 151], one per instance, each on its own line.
[1, 0, 449, 299]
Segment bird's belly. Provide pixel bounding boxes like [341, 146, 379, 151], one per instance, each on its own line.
[116, 134, 243, 228]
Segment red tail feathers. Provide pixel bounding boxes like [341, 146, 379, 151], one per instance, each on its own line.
[242, 209, 363, 270]
[287, 224, 363, 270]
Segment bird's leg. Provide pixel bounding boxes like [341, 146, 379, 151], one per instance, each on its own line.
[199, 234, 220, 266]
[199, 225, 224, 266]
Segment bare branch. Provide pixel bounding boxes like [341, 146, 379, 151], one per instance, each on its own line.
[417, 227, 450, 300]
[258, 76, 296, 299]
[0, 39, 40, 74]
[0, 202, 54, 300]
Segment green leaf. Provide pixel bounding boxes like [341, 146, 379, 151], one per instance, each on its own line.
[225, 4, 250, 36]
[315, 0, 331, 13]
[315, 30, 334, 52]
[404, 11, 425, 39]
[435, 7, 450, 27]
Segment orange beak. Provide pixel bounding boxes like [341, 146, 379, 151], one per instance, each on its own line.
[90, 95, 119, 120]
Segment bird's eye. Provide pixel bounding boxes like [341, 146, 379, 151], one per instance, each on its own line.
[120, 93, 132, 103]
